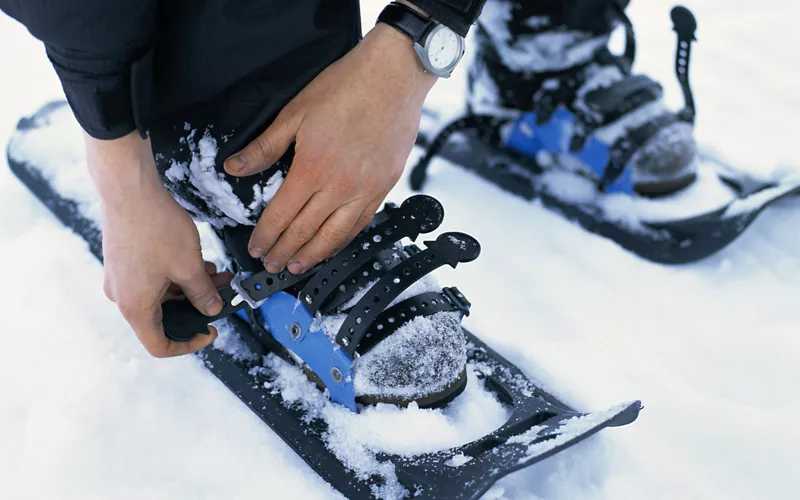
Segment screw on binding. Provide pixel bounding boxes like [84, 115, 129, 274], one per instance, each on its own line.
[330, 367, 344, 383]
[290, 322, 303, 340]
[671, 6, 698, 123]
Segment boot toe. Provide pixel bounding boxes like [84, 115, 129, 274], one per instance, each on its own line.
[353, 312, 467, 407]
[630, 122, 698, 195]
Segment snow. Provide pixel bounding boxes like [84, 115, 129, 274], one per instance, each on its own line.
[259, 356, 509, 499]
[2, 1, 800, 500]
[168, 130, 254, 228]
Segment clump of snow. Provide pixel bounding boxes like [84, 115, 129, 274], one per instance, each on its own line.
[211, 319, 257, 362]
[248, 172, 284, 213]
[166, 130, 256, 228]
[477, 0, 608, 73]
[446, 453, 473, 467]
[508, 403, 635, 463]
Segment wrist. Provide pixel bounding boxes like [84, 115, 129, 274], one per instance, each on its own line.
[84, 131, 164, 203]
[363, 23, 438, 97]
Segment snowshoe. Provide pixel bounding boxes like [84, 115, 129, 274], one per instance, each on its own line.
[9, 100, 641, 499]
[411, 4, 800, 264]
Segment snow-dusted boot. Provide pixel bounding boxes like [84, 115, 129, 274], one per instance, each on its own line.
[468, 0, 697, 195]
[164, 195, 479, 411]
[413, 0, 699, 199]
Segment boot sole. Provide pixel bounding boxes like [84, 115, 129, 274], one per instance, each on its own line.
[634, 171, 698, 197]
[303, 364, 469, 410]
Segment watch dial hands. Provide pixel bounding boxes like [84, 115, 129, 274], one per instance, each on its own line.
[429, 28, 459, 70]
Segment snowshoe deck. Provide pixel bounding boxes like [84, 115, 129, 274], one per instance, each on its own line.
[7, 101, 641, 499]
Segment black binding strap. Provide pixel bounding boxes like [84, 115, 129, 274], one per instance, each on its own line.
[671, 6, 697, 123]
[582, 75, 663, 122]
[355, 287, 471, 355]
[319, 247, 408, 315]
[601, 113, 680, 190]
[233, 267, 318, 307]
[335, 232, 481, 357]
[159, 196, 442, 342]
[410, 114, 509, 191]
[299, 195, 444, 315]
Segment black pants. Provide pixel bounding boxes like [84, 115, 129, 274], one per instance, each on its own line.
[148, 0, 626, 271]
[144, 2, 361, 271]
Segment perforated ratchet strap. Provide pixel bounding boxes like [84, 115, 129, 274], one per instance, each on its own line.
[410, 114, 510, 191]
[298, 195, 445, 315]
[335, 232, 481, 358]
[601, 112, 680, 190]
[355, 287, 471, 355]
[569, 71, 664, 152]
[671, 6, 698, 123]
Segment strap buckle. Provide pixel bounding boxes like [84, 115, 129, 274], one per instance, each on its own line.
[443, 286, 472, 316]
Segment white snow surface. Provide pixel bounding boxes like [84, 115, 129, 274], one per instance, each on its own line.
[2, 1, 800, 500]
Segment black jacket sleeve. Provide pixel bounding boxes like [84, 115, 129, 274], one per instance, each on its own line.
[0, 1, 158, 140]
[407, 0, 486, 37]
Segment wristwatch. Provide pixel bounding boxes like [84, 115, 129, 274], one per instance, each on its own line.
[377, 2, 466, 78]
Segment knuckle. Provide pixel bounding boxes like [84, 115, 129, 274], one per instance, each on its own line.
[319, 223, 350, 247]
[357, 212, 374, 229]
[183, 286, 212, 303]
[289, 222, 317, 243]
[329, 176, 357, 196]
[172, 262, 204, 284]
[142, 342, 169, 359]
[116, 299, 139, 321]
[261, 209, 292, 231]
[254, 134, 276, 162]
[103, 283, 115, 302]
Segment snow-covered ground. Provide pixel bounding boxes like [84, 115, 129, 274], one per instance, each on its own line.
[1, 1, 799, 499]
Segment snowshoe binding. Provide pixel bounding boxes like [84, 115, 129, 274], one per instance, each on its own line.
[9, 101, 642, 499]
[412, 2, 800, 264]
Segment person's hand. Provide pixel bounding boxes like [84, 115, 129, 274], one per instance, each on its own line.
[224, 23, 437, 274]
[86, 133, 232, 357]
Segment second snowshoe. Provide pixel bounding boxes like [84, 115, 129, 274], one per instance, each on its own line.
[412, 3, 800, 264]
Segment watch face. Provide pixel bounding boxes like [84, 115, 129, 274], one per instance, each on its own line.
[427, 27, 460, 71]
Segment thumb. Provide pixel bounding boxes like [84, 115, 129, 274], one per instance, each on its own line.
[176, 268, 225, 317]
[224, 109, 297, 177]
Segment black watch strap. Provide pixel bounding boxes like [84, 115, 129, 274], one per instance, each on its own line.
[378, 2, 435, 44]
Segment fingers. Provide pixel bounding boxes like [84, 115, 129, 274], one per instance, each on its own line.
[173, 264, 225, 317]
[288, 200, 374, 272]
[131, 319, 218, 358]
[210, 271, 234, 289]
[260, 192, 337, 274]
[248, 168, 315, 270]
[120, 294, 218, 358]
[163, 267, 233, 301]
[224, 108, 298, 177]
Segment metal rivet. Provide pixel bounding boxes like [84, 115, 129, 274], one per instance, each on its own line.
[331, 367, 343, 383]
[290, 322, 302, 340]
